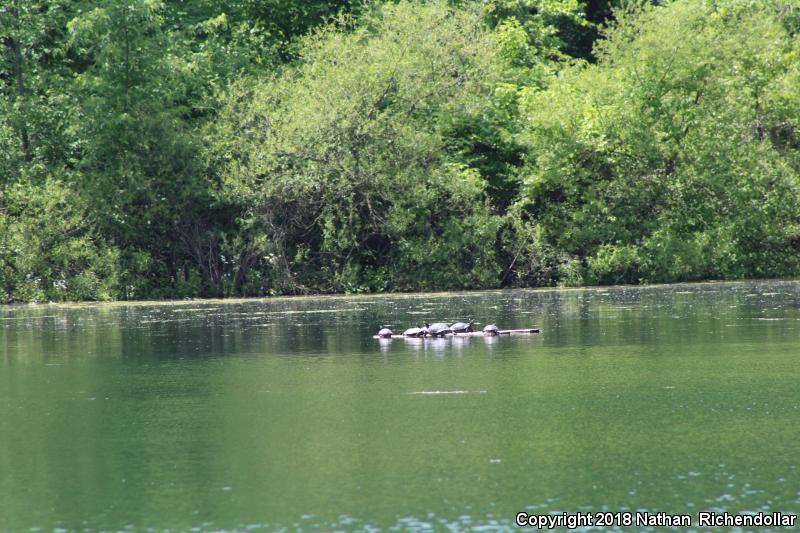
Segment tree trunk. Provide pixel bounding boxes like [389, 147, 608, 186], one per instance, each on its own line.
[4, 1, 32, 162]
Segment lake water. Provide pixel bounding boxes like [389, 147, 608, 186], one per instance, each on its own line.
[1, 281, 799, 532]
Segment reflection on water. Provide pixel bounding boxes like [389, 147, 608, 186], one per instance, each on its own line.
[482, 334, 499, 350]
[377, 337, 393, 353]
[2, 281, 800, 532]
[402, 337, 424, 351]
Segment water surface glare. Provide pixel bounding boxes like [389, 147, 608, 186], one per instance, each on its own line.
[2, 281, 800, 532]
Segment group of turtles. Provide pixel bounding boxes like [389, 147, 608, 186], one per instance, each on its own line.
[377, 320, 500, 338]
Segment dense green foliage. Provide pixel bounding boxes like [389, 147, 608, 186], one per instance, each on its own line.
[517, 0, 800, 285]
[1, 0, 799, 302]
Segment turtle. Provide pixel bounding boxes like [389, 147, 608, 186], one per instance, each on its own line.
[420, 322, 430, 337]
[403, 324, 424, 337]
[450, 320, 474, 334]
[482, 324, 499, 336]
[377, 325, 394, 338]
[427, 322, 452, 337]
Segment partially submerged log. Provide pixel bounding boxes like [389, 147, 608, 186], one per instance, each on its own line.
[373, 328, 540, 339]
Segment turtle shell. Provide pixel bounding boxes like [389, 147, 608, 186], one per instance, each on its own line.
[428, 323, 451, 336]
[451, 320, 474, 333]
[403, 327, 422, 337]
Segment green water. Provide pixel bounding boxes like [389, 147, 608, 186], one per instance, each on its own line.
[1, 281, 799, 532]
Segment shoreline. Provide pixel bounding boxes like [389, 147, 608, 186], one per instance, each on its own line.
[1, 277, 797, 310]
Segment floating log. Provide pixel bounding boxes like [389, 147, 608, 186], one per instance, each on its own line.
[373, 327, 540, 339]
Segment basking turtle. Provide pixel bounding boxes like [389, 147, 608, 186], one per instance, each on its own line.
[450, 320, 474, 333]
[483, 324, 499, 336]
[377, 325, 394, 338]
[420, 322, 430, 337]
[403, 325, 424, 337]
[427, 322, 452, 337]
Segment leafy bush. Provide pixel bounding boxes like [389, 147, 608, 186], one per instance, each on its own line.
[0, 179, 121, 302]
[515, 0, 800, 285]
[213, 1, 510, 293]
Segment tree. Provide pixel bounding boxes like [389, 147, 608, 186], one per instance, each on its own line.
[66, 1, 228, 297]
[512, 0, 800, 285]
[212, 1, 515, 294]
[0, 0, 74, 181]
